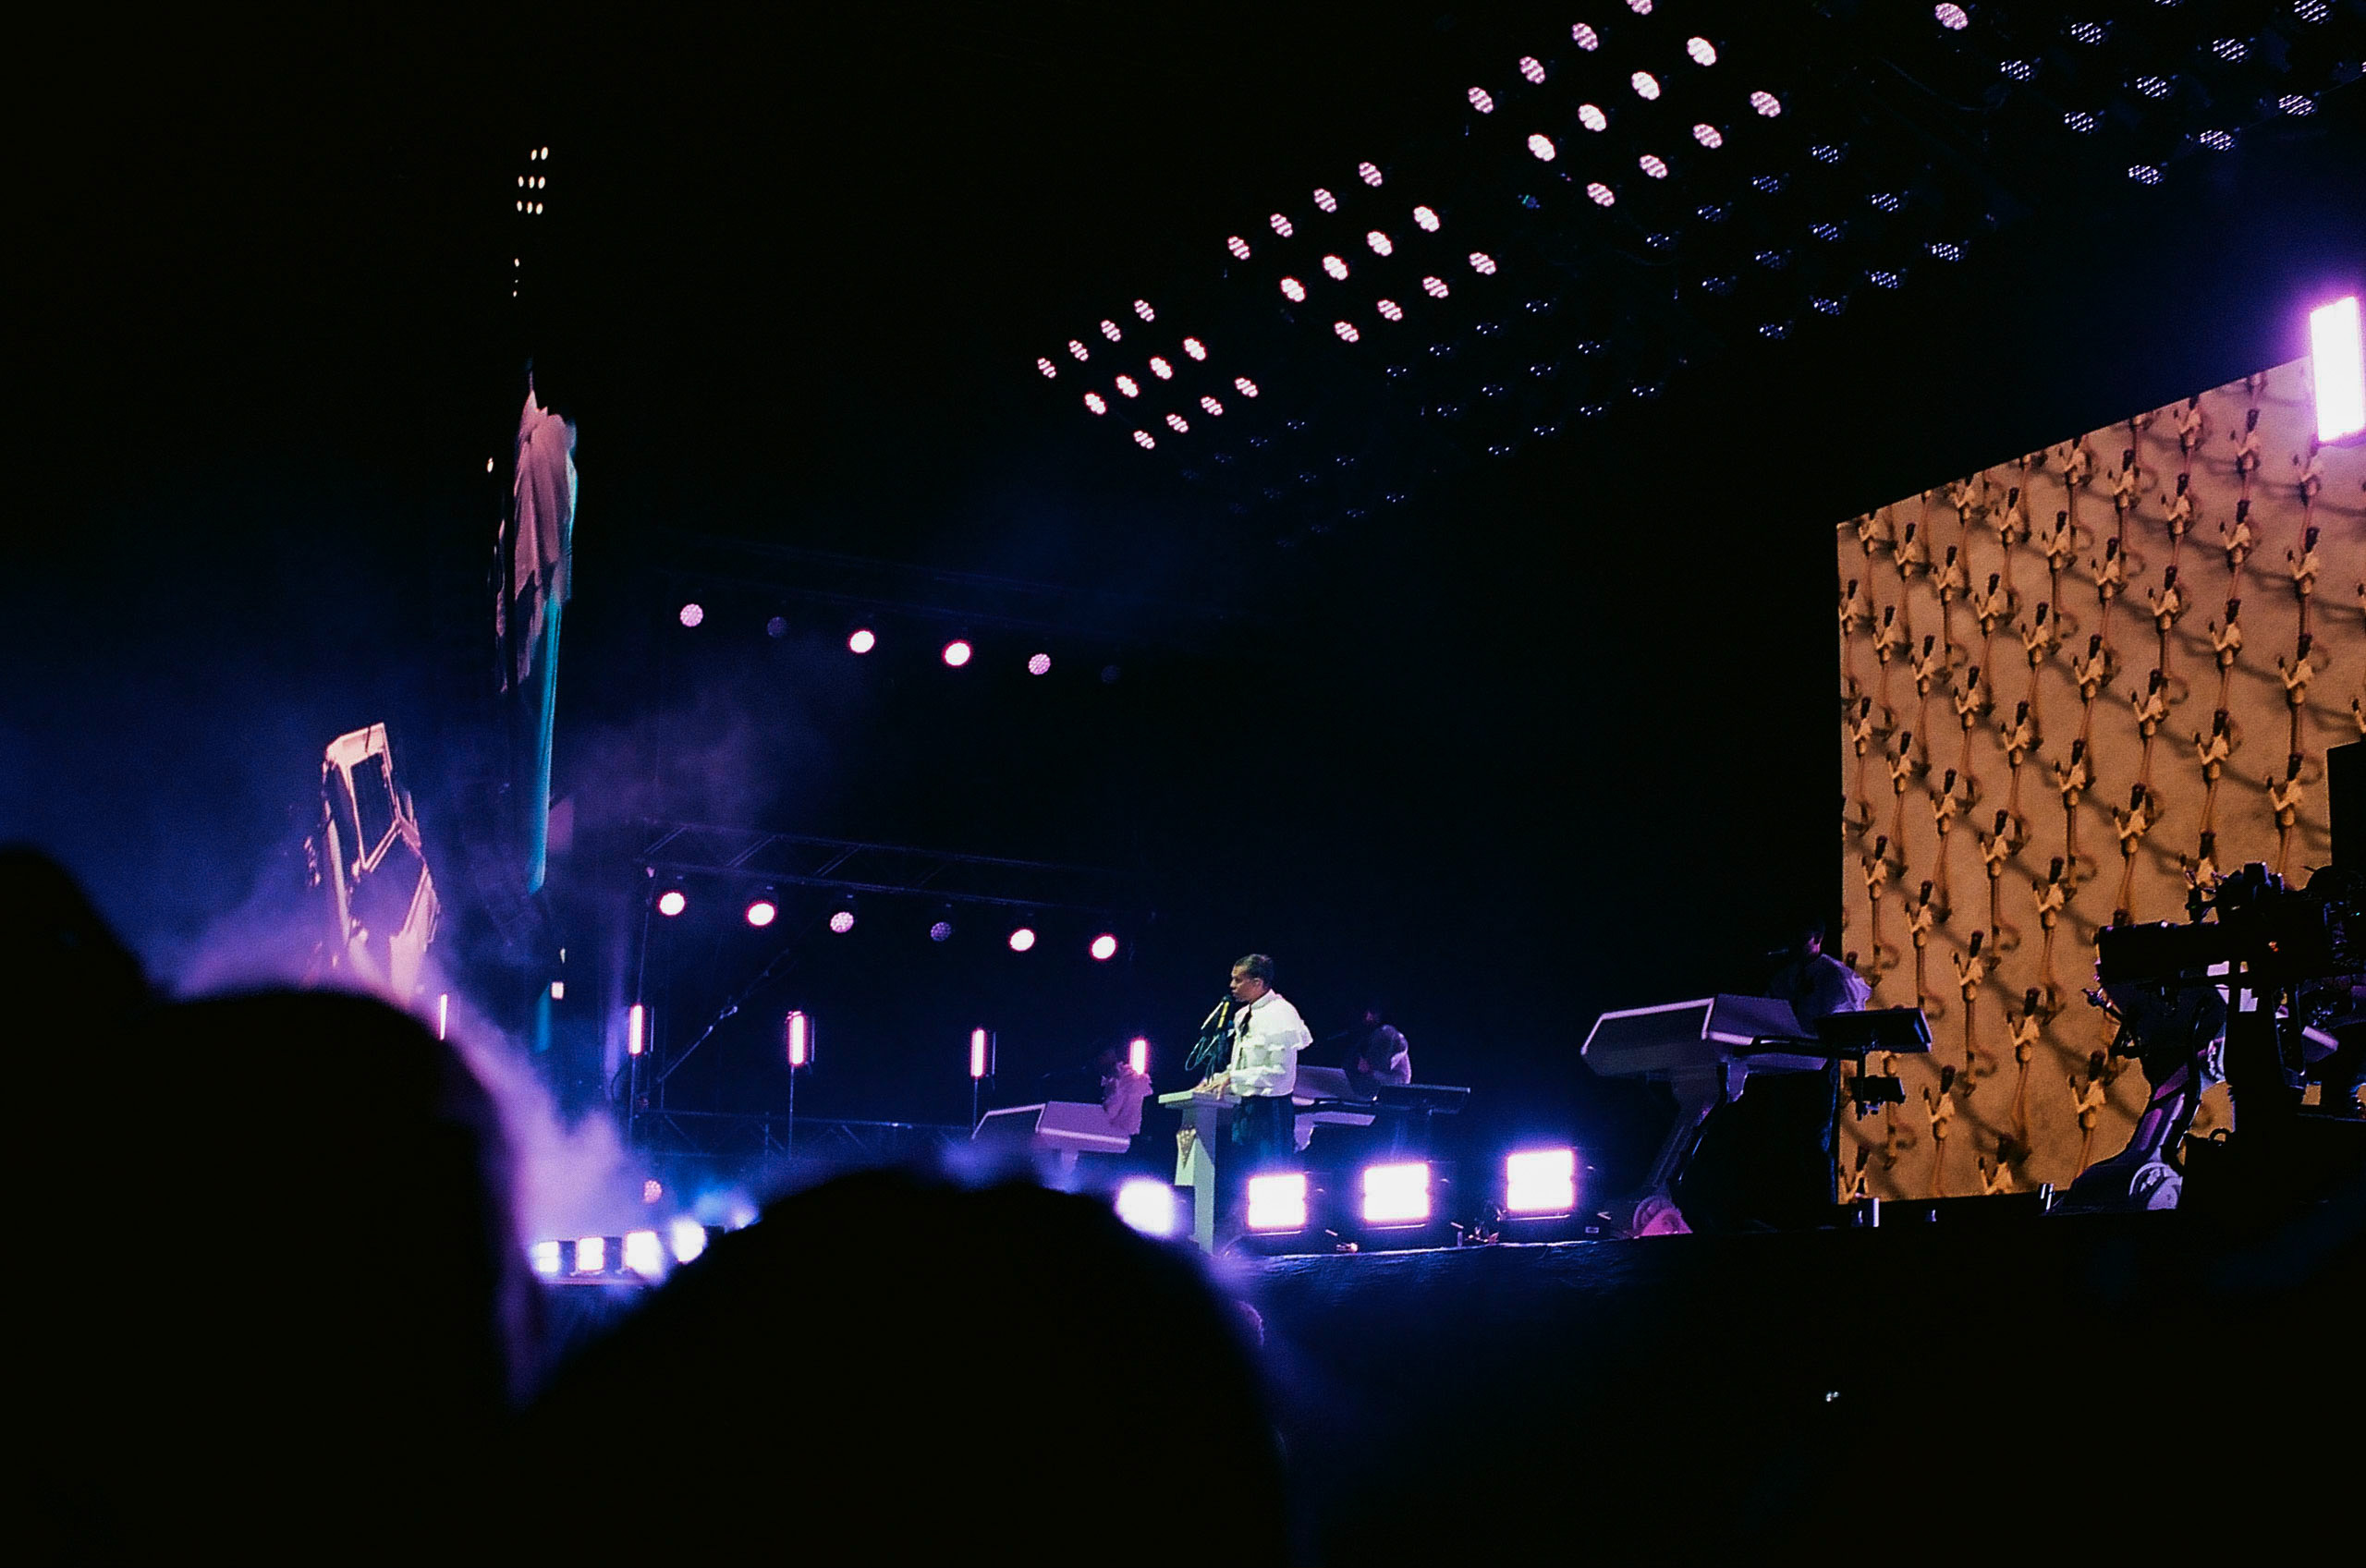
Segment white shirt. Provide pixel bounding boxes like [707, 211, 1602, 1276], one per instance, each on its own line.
[1227, 990, 1311, 1099]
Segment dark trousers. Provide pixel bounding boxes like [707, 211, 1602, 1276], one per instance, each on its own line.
[1222, 1094, 1296, 1230]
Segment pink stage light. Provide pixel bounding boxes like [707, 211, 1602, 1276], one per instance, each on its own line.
[1133, 430, 1156, 449]
[1469, 251, 1497, 274]
[1579, 103, 1608, 132]
[970, 1027, 993, 1079]
[1028, 652, 1052, 675]
[656, 889, 688, 918]
[1468, 86, 1494, 114]
[1165, 412, 1190, 432]
[1116, 374, 1140, 397]
[1421, 275, 1450, 299]
[1280, 277, 1308, 302]
[576, 1235, 607, 1273]
[1505, 1149, 1579, 1215]
[1640, 153, 1669, 179]
[1149, 356, 1173, 380]
[1227, 235, 1251, 259]
[1527, 133, 1557, 161]
[1358, 161, 1384, 187]
[677, 602, 704, 627]
[1313, 188, 1338, 213]
[1751, 90, 1783, 116]
[1083, 392, 1107, 415]
[1377, 299, 1404, 322]
[1587, 183, 1616, 207]
[786, 1010, 810, 1066]
[1412, 204, 1440, 231]
[1934, 4, 1970, 30]
[1367, 230, 1393, 255]
[1036, 357, 1057, 378]
[828, 910, 856, 934]
[628, 1003, 645, 1056]
[1128, 1037, 1150, 1075]
[1572, 22, 1599, 50]
[1631, 71, 1661, 101]
[1246, 1173, 1309, 1232]
[1693, 122, 1724, 148]
[1360, 1161, 1432, 1225]
[1334, 321, 1360, 343]
[942, 639, 973, 667]
[1234, 376, 1260, 397]
[1090, 933, 1120, 961]
[1099, 319, 1122, 341]
[623, 1230, 665, 1278]
[1200, 395, 1225, 416]
[744, 898, 777, 928]
[1067, 339, 1090, 360]
[1518, 55, 1546, 84]
[929, 919, 954, 942]
[1182, 337, 1207, 360]
[1323, 254, 1350, 279]
[1688, 36, 1719, 66]
[848, 627, 876, 653]
[1008, 926, 1037, 953]
[1114, 1176, 1178, 1238]
[1133, 298, 1155, 322]
[2311, 296, 2365, 441]
[1270, 213, 1294, 237]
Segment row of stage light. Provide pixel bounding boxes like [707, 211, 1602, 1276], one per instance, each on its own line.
[532, 1147, 1587, 1284]
[675, 600, 1120, 682]
[625, 1006, 1150, 1081]
[650, 885, 1123, 960]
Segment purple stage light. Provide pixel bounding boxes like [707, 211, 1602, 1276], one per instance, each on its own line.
[1505, 1149, 1579, 1215]
[1008, 926, 1037, 953]
[677, 602, 704, 627]
[970, 1027, 993, 1079]
[1246, 1173, 1309, 1232]
[1090, 933, 1120, 962]
[668, 1217, 707, 1264]
[942, 639, 973, 667]
[1028, 652, 1052, 675]
[848, 627, 876, 654]
[744, 897, 777, 928]
[1114, 1176, 1178, 1238]
[1128, 1037, 1150, 1075]
[786, 1010, 811, 1065]
[628, 1003, 645, 1057]
[1360, 1161, 1432, 1225]
[828, 909, 856, 934]
[623, 1230, 665, 1278]
[656, 888, 688, 918]
[2311, 296, 2364, 441]
[929, 919, 955, 942]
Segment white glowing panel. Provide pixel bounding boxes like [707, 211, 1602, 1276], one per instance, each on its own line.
[530, 1240, 562, 1276]
[628, 1002, 645, 1057]
[1361, 1161, 1432, 1225]
[1246, 1173, 1310, 1232]
[970, 1027, 992, 1079]
[623, 1230, 665, 1277]
[1505, 1149, 1579, 1215]
[1128, 1037, 1149, 1075]
[2311, 296, 2365, 441]
[786, 1010, 810, 1066]
[576, 1235, 606, 1273]
[669, 1217, 708, 1264]
[1114, 1176, 1179, 1238]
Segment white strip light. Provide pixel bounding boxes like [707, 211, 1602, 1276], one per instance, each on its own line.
[2310, 296, 2365, 441]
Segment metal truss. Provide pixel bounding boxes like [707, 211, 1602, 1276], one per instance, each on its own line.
[639, 819, 1126, 915]
[633, 1108, 969, 1168]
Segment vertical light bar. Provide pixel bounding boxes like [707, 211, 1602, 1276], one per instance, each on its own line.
[970, 1027, 993, 1079]
[2311, 296, 2365, 440]
[436, 992, 449, 1040]
[627, 1003, 646, 1057]
[1128, 1037, 1150, 1076]
[786, 1010, 810, 1067]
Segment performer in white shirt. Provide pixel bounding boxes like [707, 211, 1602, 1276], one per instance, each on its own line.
[1200, 954, 1313, 1173]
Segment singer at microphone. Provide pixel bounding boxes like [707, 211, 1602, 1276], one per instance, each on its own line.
[1199, 953, 1312, 1184]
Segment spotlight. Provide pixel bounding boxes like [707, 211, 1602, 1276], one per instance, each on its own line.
[576, 1235, 607, 1273]
[1227, 235, 1251, 259]
[1166, 412, 1191, 432]
[1377, 299, 1404, 322]
[1028, 652, 1052, 675]
[1518, 55, 1545, 85]
[1036, 357, 1057, 378]
[1422, 276, 1450, 298]
[829, 909, 856, 934]
[929, 919, 955, 942]
[1234, 376, 1260, 397]
[1280, 277, 1308, 302]
[1468, 86, 1494, 114]
[656, 888, 688, 918]
[942, 639, 973, 667]
[1067, 339, 1090, 360]
[1750, 90, 1783, 116]
[628, 1003, 645, 1056]
[1008, 926, 1037, 953]
[668, 1216, 708, 1264]
[1269, 213, 1294, 237]
[2311, 297, 2364, 442]
[1100, 318, 1122, 341]
[744, 897, 777, 928]
[1116, 373, 1141, 396]
[1504, 1149, 1579, 1215]
[1334, 322, 1361, 344]
[786, 1009, 811, 1066]
[1469, 251, 1497, 274]
[1149, 356, 1174, 379]
[1687, 36, 1718, 67]
[1201, 395, 1226, 415]
[1639, 154, 1668, 179]
[1934, 3, 1969, 30]
[677, 602, 704, 627]
[766, 615, 788, 638]
[1360, 1161, 1433, 1225]
[970, 1027, 994, 1079]
[1588, 182, 1616, 206]
[1412, 204, 1440, 231]
[1630, 72, 1661, 101]
[1357, 161, 1383, 186]
[1322, 254, 1349, 280]
[1090, 933, 1120, 962]
[1527, 133, 1556, 161]
[848, 627, 877, 654]
[550, 979, 565, 1000]
[623, 1230, 666, 1278]
[1084, 392, 1107, 414]
[1128, 1037, 1150, 1075]
[437, 992, 449, 1040]
[1133, 431, 1156, 449]
[1313, 187, 1338, 213]
[1181, 337, 1207, 359]
[1115, 1176, 1179, 1238]
[530, 1240, 562, 1276]
[1246, 1173, 1310, 1232]
[1692, 122, 1723, 148]
[1132, 298, 1155, 322]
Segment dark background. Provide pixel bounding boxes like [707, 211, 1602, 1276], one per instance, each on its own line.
[9, 6, 2362, 1186]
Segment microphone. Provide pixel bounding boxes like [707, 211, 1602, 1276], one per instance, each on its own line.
[1201, 997, 1232, 1030]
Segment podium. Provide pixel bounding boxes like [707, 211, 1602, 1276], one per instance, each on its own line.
[1157, 1088, 1231, 1253]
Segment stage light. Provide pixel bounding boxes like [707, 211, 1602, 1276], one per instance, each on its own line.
[1518, 55, 1546, 84]
[1028, 652, 1052, 675]
[677, 602, 704, 627]
[1166, 412, 1190, 432]
[1182, 337, 1207, 359]
[1116, 374, 1140, 396]
[1692, 122, 1723, 148]
[1322, 254, 1349, 279]
[1934, 3, 1968, 30]
[1572, 22, 1599, 50]
[550, 980, 565, 1000]
[1084, 392, 1107, 414]
[1579, 103, 1608, 132]
[1067, 339, 1090, 360]
[1360, 1161, 1432, 1225]
[1100, 319, 1122, 341]
[1035, 357, 1056, 378]
[745, 897, 777, 928]
[765, 615, 789, 638]
[1200, 395, 1225, 416]
[2279, 94, 2314, 115]
[1869, 268, 1903, 287]
[2296, 0, 2329, 20]
[848, 626, 877, 653]
[929, 919, 954, 942]
[628, 1003, 645, 1056]
[1227, 235, 1251, 259]
[1358, 161, 1383, 186]
[669, 1217, 707, 1265]
[1280, 277, 1307, 302]
[657, 888, 688, 918]
[1143, 359, 1172, 383]
[2008, 60, 2040, 82]
[970, 1027, 993, 1079]
[1469, 252, 1497, 274]
[1627, 0, 1652, 13]
[1114, 1176, 1178, 1238]
[1687, 36, 1718, 67]
[1234, 376, 1260, 396]
[1505, 1149, 1579, 1215]
[1090, 933, 1120, 961]
[1334, 322, 1360, 343]
[1128, 1037, 1150, 1075]
[1377, 299, 1404, 322]
[1750, 90, 1782, 116]
[786, 1009, 811, 1066]
[1527, 133, 1557, 161]
[1640, 154, 1668, 178]
[2311, 297, 2365, 442]
[1313, 188, 1338, 213]
[1246, 1173, 1310, 1232]
[829, 909, 856, 934]
[1412, 204, 1440, 231]
[1630, 72, 1660, 101]
[623, 1230, 665, 1278]
[2211, 37, 2248, 63]
[1927, 240, 1962, 261]
[644, 1178, 664, 1204]
[1133, 298, 1155, 322]
[1366, 230, 1393, 255]
[1422, 275, 1450, 298]
[530, 1240, 562, 1276]
[942, 639, 973, 667]
[1133, 430, 1156, 449]
[576, 1235, 606, 1273]
[2069, 20, 2106, 44]
[2197, 128, 2232, 150]
[1270, 213, 1294, 237]
[1008, 926, 1037, 953]
[1468, 86, 1494, 114]
[437, 992, 449, 1040]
